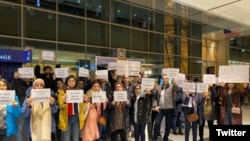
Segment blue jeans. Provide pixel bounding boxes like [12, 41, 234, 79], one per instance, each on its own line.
[134, 123, 146, 141]
[16, 114, 24, 141]
[97, 123, 104, 141]
[61, 115, 80, 141]
[184, 119, 198, 141]
[225, 107, 233, 125]
[153, 109, 174, 141]
[172, 112, 182, 133]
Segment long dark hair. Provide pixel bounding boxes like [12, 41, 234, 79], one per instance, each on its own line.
[64, 75, 77, 90]
[0, 78, 10, 90]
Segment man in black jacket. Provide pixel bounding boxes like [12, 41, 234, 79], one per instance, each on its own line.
[34, 56, 60, 93]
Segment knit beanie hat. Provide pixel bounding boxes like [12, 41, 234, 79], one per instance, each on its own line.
[33, 78, 45, 88]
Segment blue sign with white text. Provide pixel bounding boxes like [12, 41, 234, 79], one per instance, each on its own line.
[0, 49, 32, 63]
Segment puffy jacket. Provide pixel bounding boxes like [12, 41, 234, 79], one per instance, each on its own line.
[57, 89, 86, 131]
[22, 87, 58, 137]
[6, 95, 21, 136]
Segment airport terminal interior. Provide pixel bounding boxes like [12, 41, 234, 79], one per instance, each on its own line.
[1, 0, 250, 141]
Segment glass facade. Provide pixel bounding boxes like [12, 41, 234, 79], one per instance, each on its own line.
[0, 0, 219, 78]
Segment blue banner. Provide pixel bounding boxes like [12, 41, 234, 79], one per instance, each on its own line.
[0, 49, 32, 63]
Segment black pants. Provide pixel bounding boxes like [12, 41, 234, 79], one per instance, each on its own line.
[199, 120, 213, 141]
[111, 129, 126, 141]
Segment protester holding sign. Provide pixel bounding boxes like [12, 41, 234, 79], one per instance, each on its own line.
[81, 81, 108, 141]
[23, 78, 57, 141]
[217, 82, 249, 125]
[131, 84, 152, 141]
[34, 56, 60, 93]
[0, 78, 21, 141]
[58, 75, 86, 141]
[198, 84, 218, 141]
[107, 82, 131, 141]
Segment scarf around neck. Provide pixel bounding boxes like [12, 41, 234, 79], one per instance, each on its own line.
[31, 101, 52, 141]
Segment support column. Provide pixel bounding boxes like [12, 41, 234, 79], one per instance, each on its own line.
[216, 38, 229, 75]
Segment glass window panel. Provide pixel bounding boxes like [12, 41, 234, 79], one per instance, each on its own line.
[58, 15, 85, 44]
[229, 48, 238, 61]
[111, 25, 130, 49]
[180, 57, 188, 74]
[132, 0, 149, 7]
[150, 0, 165, 12]
[180, 38, 188, 56]
[0, 3, 21, 36]
[165, 36, 174, 55]
[132, 6, 149, 29]
[164, 55, 174, 68]
[149, 33, 164, 53]
[149, 11, 164, 31]
[24, 40, 56, 64]
[24, 8, 56, 40]
[86, 21, 109, 46]
[189, 21, 202, 40]
[2, 0, 21, 4]
[111, 1, 130, 26]
[181, 19, 188, 37]
[131, 29, 148, 51]
[165, 15, 175, 35]
[189, 58, 201, 75]
[0, 37, 21, 49]
[58, 44, 86, 73]
[154, 12, 164, 32]
[130, 51, 148, 63]
[148, 53, 163, 64]
[24, 0, 56, 11]
[58, 0, 85, 16]
[188, 39, 201, 57]
[86, 0, 109, 21]
[87, 47, 111, 58]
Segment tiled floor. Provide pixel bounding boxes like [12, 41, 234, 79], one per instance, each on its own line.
[129, 106, 250, 141]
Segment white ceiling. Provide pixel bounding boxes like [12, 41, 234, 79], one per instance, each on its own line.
[172, 0, 250, 39]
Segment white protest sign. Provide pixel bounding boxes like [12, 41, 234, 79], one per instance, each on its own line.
[117, 60, 128, 75]
[182, 82, 196, 93]
[31, 89, 50, 103]
[141, 78, 154, 91]
[161, 68, 168, 75]
[219, 65, 249, 83]
[96, 70, 108, 79]
[166, 68, 180, 78]
[66, 90, 83, 103]
[175, 73, 186, 87]
[18, 68, 34, 78]
[42, 51, 54, 61]
[78, 68, 89, 77]
[196, 83, 208, 93]
[128, 61, 141, 76]
[203, 74, 216, 84]
[55, 68, 69, 78]
[91, 91, 106, 103]
[108, 62, 117, 70]
[114, 91, 127, 102]
[0, 90, 15, 105]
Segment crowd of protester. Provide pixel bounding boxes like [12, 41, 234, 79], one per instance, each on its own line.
[0, 56, 249, 141]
